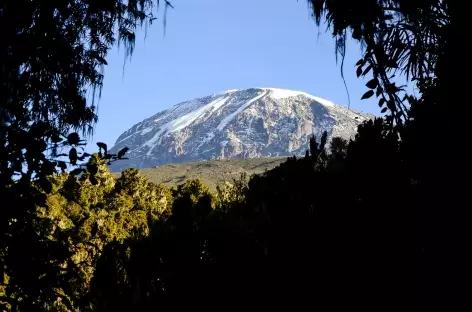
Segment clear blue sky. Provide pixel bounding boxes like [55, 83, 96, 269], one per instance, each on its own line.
[88, 0, 407, 151]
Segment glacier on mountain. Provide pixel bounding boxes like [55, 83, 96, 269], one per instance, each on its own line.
[109, 88, 374, 171]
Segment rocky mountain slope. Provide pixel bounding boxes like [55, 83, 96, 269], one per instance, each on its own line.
[109, 88, 374, 171]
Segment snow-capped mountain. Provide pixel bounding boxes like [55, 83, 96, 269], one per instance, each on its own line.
[109, 88, 374, 171]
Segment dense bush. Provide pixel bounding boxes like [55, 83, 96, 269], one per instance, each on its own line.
[24, 125, 408, 311]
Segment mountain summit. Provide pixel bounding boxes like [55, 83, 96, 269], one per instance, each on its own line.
[109, 88, 374, 171]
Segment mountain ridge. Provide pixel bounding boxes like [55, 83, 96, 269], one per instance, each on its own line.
[109, 88, 374, 171]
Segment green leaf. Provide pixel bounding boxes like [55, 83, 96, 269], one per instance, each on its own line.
[70, 168, 85, 175]
[87, 164, 99, 178]
[376, 86, 383, 97]
[67, 133, 80, 145]
[356, 66, 363, 77]
[361, 90, 374, 100]
[38, 178, 53, 194]
[386, 83, 399, 94]
[51, 134, 63, 144]
[69, 148, 78, 165]
[366, 78, 378, 89]
[78, 152, 91, 161]
[90, 175, 99, 185]
[381, 107, 388, 113]
[57, 161, 67, 171]
[96, 56, 108, 65]
[378, 98, 386, 107]
[97, 142, 107, 153]
[355, 59, 365, 66]
[362, 64, 372, 76]
[387, 60, 398, 68]
[117, 147, 129, 159]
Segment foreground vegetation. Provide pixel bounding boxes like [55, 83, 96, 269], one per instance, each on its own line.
[2, 127, 413, 311]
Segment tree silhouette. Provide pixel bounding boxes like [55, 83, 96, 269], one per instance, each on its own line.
[0, 1, 172, 310]
[307, 1, 469, 310]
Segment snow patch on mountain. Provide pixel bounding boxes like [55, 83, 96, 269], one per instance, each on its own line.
[217, 89, 268, 131]
[263, 88, 335, 108]
[144, 96, 231, 155]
